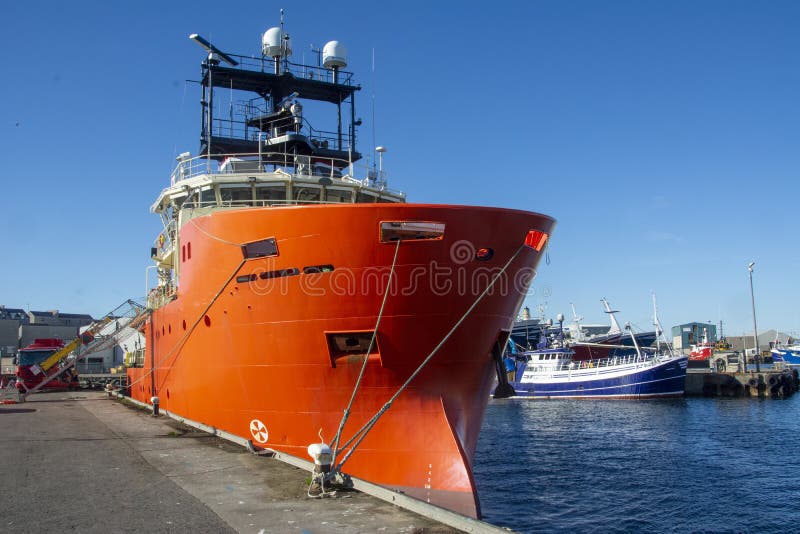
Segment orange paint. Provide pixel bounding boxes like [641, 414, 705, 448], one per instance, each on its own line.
[129, 202, 553, 518]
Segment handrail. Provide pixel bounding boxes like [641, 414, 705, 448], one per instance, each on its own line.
[523, 349, 679, 374]
[167, 152, 402, 197]
[209, 53, 356, 88]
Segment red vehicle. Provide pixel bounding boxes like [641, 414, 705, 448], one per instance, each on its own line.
[16, 338, 79, 392]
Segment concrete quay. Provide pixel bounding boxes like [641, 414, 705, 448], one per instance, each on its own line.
[685, 367, 799, 398]
[0, 390, 490, 533]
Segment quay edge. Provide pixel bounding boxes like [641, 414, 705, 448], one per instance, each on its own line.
[685, 368, 799, 398]
[112, 390, 514, 534]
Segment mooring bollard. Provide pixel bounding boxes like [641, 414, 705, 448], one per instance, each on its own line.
[151, 395, 160, 416]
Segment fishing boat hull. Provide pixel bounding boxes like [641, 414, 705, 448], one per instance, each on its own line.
[128, 202, 554, 518]
[772, 348, 800, 366]
[509, 355, 688, 399]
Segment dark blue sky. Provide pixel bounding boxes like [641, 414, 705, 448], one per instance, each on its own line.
[1, 0, 797, 336]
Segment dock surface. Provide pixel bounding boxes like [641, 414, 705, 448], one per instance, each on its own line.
[1, 390, 459, 533]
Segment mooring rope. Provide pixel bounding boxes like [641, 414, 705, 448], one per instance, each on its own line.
[333, 242, 527, 471]
[329, 239, 402, 466]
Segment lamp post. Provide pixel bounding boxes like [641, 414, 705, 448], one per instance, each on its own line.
[747, 262, 760, 373]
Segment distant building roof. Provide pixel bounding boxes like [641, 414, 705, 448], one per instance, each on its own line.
[0, 305, 29, 321]
[29, 310, 94, 320]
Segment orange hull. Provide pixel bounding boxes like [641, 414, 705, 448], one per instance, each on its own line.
[128, 203, 554, 518]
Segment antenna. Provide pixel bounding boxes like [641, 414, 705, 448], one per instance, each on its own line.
[188, 34, 239, 66]
[570, 303, 583, 323]
[371, 47, 377, 171]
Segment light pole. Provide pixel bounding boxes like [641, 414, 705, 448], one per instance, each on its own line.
[748, 262, 760, 373]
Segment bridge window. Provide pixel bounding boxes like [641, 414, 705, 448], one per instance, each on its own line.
[256, 185, 287, 204]
[325, 189, 353, 203]
[220, 186, 253, 206]
[199, 187, 216, 206]
[356, 191, 378, 203]
[295, 186, 321, 204]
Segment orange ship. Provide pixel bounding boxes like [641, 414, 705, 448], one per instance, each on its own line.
[127, 19, 554, 519]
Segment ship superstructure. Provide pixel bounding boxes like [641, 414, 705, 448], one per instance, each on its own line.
[128, 16, 555, 519]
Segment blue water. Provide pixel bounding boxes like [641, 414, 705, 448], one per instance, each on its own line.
[474, 395, 800, 533]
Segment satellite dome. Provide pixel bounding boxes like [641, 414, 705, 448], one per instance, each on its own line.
[322, 41, 347, 69]
[262, 27, 290, 57]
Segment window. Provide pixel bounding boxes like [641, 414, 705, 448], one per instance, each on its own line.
[220, 186, 253, 206]
[18, 350, 53, 366]
[325, 189, 352, 203]
[256, 185, 287, 204]
[380, 221, 445, 242]
[199, 188, 216, 206]
[294, 186, 321, 204]
[242, 237, 278, 259]
[356, 191, 378, 203]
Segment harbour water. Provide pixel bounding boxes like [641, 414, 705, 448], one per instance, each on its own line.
[474, 394, 800, 533]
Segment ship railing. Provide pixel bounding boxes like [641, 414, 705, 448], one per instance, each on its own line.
[182, 194, 398, 210]
[214, 53, 356, 87]
[562, 352, 659, 372]
[147, 284, 177, 310]
[152, 219, 177, 256]
[170, 153, 401, 197]
[210, 115, 346, 151]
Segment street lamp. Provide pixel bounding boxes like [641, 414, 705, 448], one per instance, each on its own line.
[748, 262, 760, 373]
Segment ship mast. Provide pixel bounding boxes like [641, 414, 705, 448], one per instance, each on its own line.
[189, 16, 362, 173]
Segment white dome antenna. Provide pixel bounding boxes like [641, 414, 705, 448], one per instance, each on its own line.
[262, 10, 292, 74]
[323, 40, 347, 83]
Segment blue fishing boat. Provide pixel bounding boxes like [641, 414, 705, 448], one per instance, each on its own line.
[771, 341, 800, 366]
[503, 304, 687, 399]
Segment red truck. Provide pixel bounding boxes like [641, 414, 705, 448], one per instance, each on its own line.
[16, 338, 79, 392]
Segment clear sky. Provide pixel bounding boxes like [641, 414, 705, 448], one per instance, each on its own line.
[1, 1, 797, 338]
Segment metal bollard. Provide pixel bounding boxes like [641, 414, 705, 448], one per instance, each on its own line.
[151, 395, 160, 416]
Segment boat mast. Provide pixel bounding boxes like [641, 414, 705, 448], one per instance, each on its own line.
[570, 303, 584, 342]
[627, 321, 643, 359]
[601, 297, 623, 335]
[652, 292, 674, 357]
